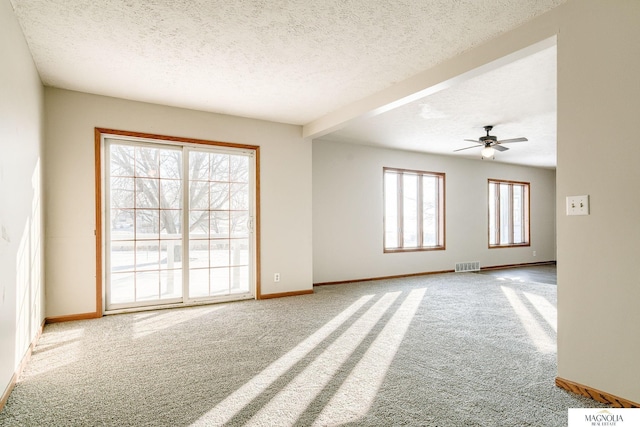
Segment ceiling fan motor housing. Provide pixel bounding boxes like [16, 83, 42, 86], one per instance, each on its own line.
[454, 125, 526, 154]
[480, 135, 497, 144]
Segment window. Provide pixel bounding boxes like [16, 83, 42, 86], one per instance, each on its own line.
[488, 179, 530, 248]
[384, 167, 445, 252]
[99, 129, 258, 312]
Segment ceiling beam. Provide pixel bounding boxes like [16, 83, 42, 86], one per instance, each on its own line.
[302, 8, 560, 140]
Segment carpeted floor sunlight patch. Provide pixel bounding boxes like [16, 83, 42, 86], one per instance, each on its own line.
[0, 269, 605, 426]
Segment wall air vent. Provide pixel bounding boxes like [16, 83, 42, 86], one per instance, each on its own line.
[455, 261, 480, 272]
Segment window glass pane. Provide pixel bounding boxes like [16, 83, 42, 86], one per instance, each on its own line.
[110, 272, 135, 304]
[189, 269, 209, 298]
[160, 269, 181, 300]
[513, 185, 524, 244]
[210, 240, 230, 268]
[136, 240, 160, 271]
[111, 209, 134, 240]
[135, 178, 159, 209]
[402, 173, 418, 248]
[210, 267, 230, 295]
[136, 210, 159, 239]
[189, 151, 210, 181]
[210, 182, 230, 210]
[111, 177, 134, 209]
[135, 147, 159, 178]
[230, 266, 249, 294]
[159, 150, 181, 180]
[189, 240, 209, 269]
[189, 181, 209, 209]
[159, 241, 182, 270]
[110, 145, 134, 177]
[499, 184, 510, 245]
[384, 172, 398, 249]
[211, 153, 229, 182]
[211, 211, 230, 238]
[136, 271, 159, 301]
[160, 179, 182, 209]
[422, 175, 437, 247]
[230, 155, 249, 183]
[111, 240, 134, 272]
[230, 239, 250, 267]
[230, 211, 249, 238]
[189, 211, 209, 239]
[160, 209, 181, 238]
[489, 183, 497, 245]
[230, 183, 249, 210]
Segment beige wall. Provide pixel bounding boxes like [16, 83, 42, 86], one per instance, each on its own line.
[0, 0, 45, 400]
[315, 0, 640, 404]
[4, 0, 639, 408]
[556, 0, 640, 403]
[44, 88, 313, 317]
[313, 140, 556, 283]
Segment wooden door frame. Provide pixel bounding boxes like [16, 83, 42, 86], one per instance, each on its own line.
[94, 128, 261, 316]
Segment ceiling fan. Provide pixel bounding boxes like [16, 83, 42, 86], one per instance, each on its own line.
[455, 125, 528, 158]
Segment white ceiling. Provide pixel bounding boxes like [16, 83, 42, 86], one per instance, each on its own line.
[320, 45, 557, 169]
[9, 0, 562, 168]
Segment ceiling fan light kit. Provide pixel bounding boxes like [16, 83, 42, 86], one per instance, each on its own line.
[481, 146, 495, 159]
[455, 125, 528, 159]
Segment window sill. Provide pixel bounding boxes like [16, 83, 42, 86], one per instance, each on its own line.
[488, 243, 530, 249]
[384, 246, 446, 253]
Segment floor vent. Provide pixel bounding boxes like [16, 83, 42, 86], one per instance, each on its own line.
[455, 261, 480, 272]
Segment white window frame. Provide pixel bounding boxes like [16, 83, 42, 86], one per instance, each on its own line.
[383, 167, 445, 252]
[97, 128, 259, 314]
[488, 179, 530, 248]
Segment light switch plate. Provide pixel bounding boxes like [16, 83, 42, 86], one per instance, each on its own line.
[566, 195, 589, 216]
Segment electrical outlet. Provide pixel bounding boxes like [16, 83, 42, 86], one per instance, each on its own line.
[274, 273, 280, 282]
[533, 251, 536, 257]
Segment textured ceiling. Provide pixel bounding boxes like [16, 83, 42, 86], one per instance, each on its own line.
[10, 0, 564, 127]
[320, 45, 557, 168]
[10, 0, 565, 165]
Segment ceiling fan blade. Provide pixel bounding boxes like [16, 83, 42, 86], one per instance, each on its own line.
[463, 139, 483, 144]
[493, 144, 509, 152]
[454, 145, 482, 152]
[497, 137, 528, 144]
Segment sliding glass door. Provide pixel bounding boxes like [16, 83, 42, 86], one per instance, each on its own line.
[108, 143, 183, 306]
[104, 136, 256, 311]
[186, 149, 252, 299]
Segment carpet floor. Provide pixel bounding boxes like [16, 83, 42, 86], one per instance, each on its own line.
[0, 267, 605, 426]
